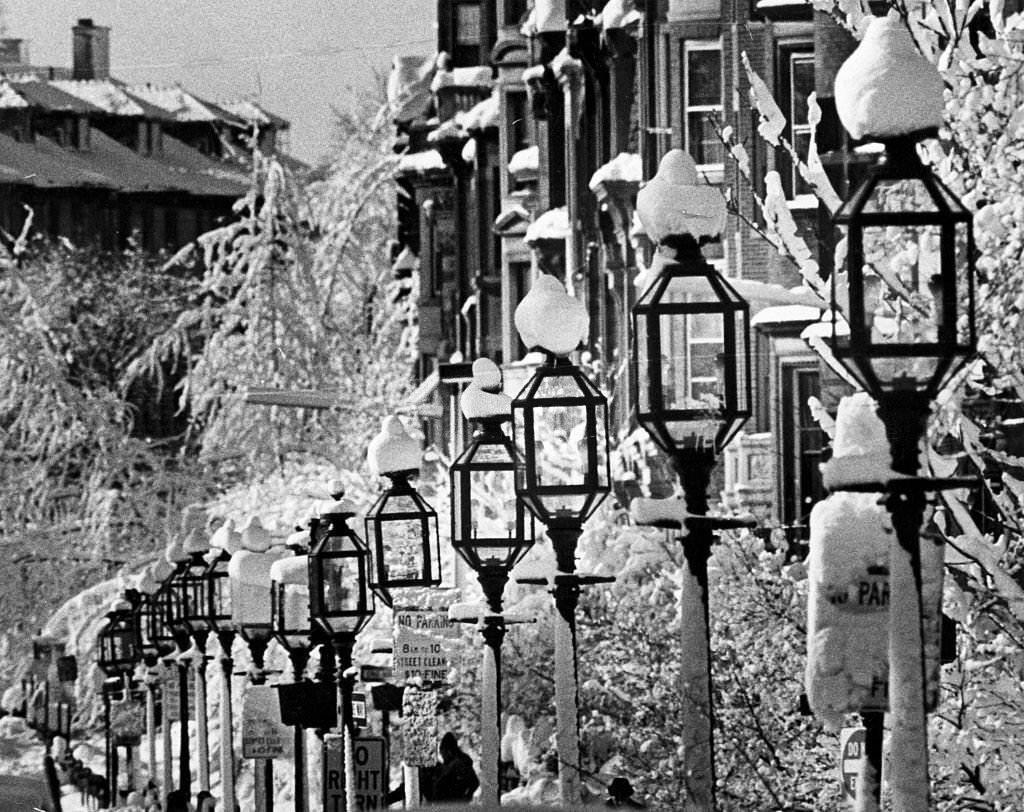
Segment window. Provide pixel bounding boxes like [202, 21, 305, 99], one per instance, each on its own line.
[780, 363, 824, 540]
[778, 45, 815, 198]
[683, 41, 724, 169]
[506, 90, 529, 157]
[453, 2, 481, 65]
[660, 311, 725, 407]
[503, 0, 528, 25]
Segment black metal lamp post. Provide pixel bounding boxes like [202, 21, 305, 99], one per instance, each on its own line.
[97, 595, 140, 809]
[450, 357, 535, 805]
[308, 496, 376, 811]
[631, 150, 752, 811]
[177, 530, 216, 795]
[365, 416, 441, 609]
[164, 538, 198, 800]
[828, 18, 977, 811]
[270, 550, 317, 812]
[204, 518, 245, 812]
[137, 563, 177, 798]
[510, 273, 611, 806]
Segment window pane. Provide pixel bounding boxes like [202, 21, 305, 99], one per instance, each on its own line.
[687, 112, 724, 165]
[456, 4, 481, 45]
[687, 49, 721, 107]
[790, 56, 815, 126]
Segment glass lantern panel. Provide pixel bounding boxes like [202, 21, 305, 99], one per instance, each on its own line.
[635, 314, 652, 415]
[111, 629, 134, 665]
[529, 404, 588, 487]
[469, 467, 518, 543]
[862, 176, 939, 214]
[212, 575, 231, 619]
[323, 556, 359, 614]
[379, 515, 426, 582]
[659, 312, 724, 411]
[186, 578, 207, 624]
[730, 308, 750, 413]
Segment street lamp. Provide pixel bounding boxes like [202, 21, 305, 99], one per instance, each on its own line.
[136, 562, 176, 798]
[164, 535, 197, 799]
[308, 495, 375, 811]
[828, 15, 977, 811]
[450, 357, 535, 805]
[510, 273, 611, 805]
[204, 518, 244, 812]
[176, 527, 216, 795]
[364, 416, 441, 608]
[97, 594, 140, 809]
[631, 150, 751, 810]
[228, 520, 289, 812]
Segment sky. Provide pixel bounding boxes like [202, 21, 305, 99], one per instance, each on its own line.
[1, 0, 437, 164]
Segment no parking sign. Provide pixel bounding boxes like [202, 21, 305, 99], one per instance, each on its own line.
[839, 726, 865, 801]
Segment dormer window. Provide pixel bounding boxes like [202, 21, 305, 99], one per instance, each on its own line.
[71, 116, 90, 150]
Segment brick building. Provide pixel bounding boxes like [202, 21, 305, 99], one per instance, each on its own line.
[388, 0, 870, 537]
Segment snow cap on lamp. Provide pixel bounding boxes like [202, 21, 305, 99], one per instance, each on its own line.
[164, 537, 188, 564]
[239, 516, 272, 553]
[834, 11, 944, 140]
[367, 415, 422, 476]
[150, 557, 175, 585]
[460, 358, 512, 420]
[636, 149, 727, 243]
[320, 483, 358, 519]
[269, 555, 308, 586]
[820, 392, 898, 489]
[210, 518, 243, 555]
[514, 274, 589, 356]
[182, 526, 208, 555]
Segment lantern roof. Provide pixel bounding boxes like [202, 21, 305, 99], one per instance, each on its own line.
[637, 149, 727, 242]
[367, 415, 422, 476]
[270, 555, 308, 585]
[834, 11, 943, 140]
[460, 358, 511, 420]
[514, 274, 589, 356]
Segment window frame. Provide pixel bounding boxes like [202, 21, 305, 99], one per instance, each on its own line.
[681, 38, 725, 179]
[777, 42, 815, 201]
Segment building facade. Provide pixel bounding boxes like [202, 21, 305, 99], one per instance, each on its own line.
[388, 0, 873, 538]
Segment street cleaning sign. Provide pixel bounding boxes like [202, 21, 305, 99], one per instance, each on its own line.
[241, 685, 293, 759]
[394, 610, 459, 684]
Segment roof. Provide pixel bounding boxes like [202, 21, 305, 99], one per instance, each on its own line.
[0, 127, 249, 197]
[122, 83, 221, 122]
[216, 99, 289, 130]
[50, 79, 146, 116]
[8, 79, 101, 114]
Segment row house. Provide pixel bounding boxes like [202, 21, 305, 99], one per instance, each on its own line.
[387, 0, 902, 538]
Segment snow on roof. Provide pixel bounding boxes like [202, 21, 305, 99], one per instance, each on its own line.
[431, 66, 493, 93]
[601, 0, 643, 28]
[524, 205, 569, 243]
[396, 149, 447, 174]
[50, 79, 146, 116]
[494, 205, 532, 232]
[269, 554, 308, 585]
[11, 79, 100, 114]
[124, 82, 219, 122]
[637, 149, 726, 242]
[508, 145, 539, 178]
[460, 358, 512, 420]
[834, 11, 944, 140]
[216, 99, 288, 128]
[750, 304, 822, 326]
[588, 152, 641, 190]
[521, 0, 568, 34]
[514, 273, 589, 356]
[367, 415, 422, 475]
[392, 246, 419, 273]
[456, 90, 500, 131]
[0, 79, 28, 109]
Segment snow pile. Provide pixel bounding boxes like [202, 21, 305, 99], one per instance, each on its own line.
[588, 152, 641, 190]
[820, 393, 900, 488]
[806, 394, 894, 729]
[636, 149, 727, 242]
[396, 149, 446, 175]
[367, 415, 422, 475]
[514, 274, 589, 356]
[457, 90, 499, 132]
[522, 0, 568, 34]
[834, 11, 944, 140]
[524, 205, 569, 243]
[509, 146, 540, 178]
[430, 65, 493, 93]
[600, 0, 642, 29]
[460, 358, 511, 420]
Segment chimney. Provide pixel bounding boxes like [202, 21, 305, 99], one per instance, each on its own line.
[72, 18, 110, 80]
[0, 39, 29, 67]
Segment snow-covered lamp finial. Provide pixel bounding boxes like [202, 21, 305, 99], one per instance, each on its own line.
[834, 11, 943, 140]
[367, 415, 422, 477]
[513, 274, 589, 357]
[460, 358, 511, 420]
[636, 149, 727, 244]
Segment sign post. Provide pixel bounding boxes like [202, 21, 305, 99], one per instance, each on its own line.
[324, 735, 388, 811]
